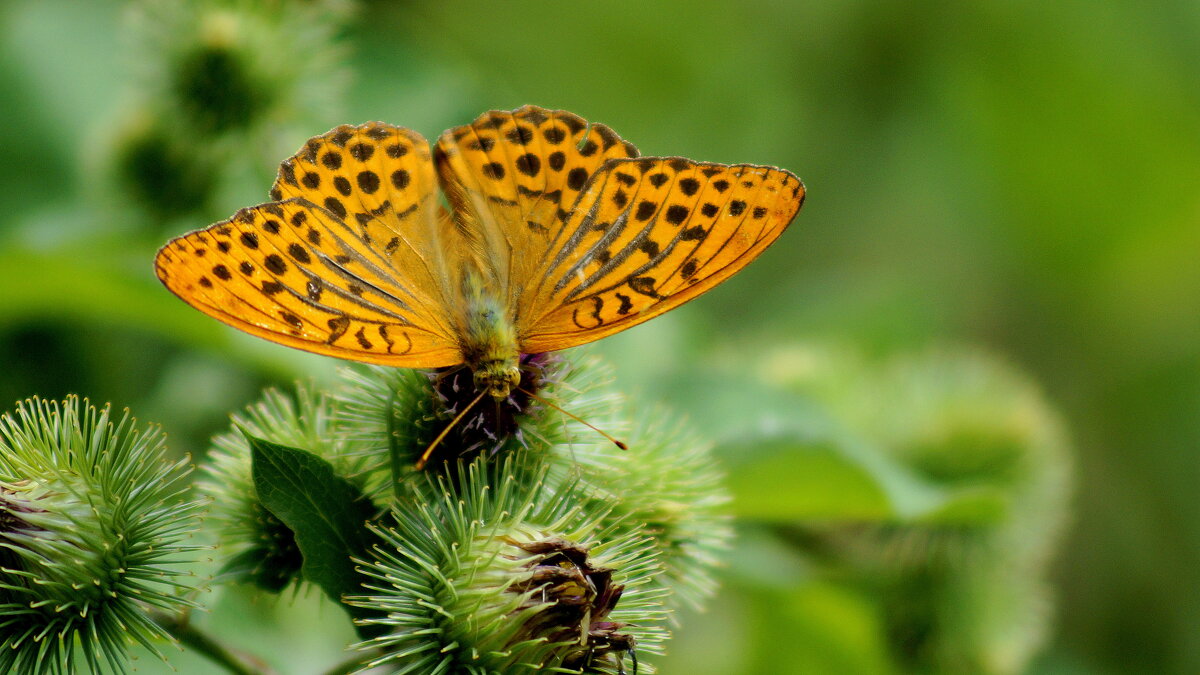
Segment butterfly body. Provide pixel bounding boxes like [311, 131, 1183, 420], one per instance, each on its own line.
[458, 267, 522, 398]
[156, 106, 805, 402]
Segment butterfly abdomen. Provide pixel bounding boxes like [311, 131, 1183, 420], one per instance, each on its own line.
[458, 269, 521, 399]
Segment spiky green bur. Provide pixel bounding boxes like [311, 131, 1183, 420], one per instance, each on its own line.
[199, 383, 371, 589]
[352, 453, 668, 675]
[550, 413, 733, 614]
[317, 354, 727, 671]
[0, 397, 203, 674]
[332, 355, 616, 485]
[330, 364, 444, 487]
[336, 355, 732, 612]
[765, 347, 1072, 674]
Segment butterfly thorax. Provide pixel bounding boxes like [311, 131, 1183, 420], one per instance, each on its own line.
[458, 268, 521, 399]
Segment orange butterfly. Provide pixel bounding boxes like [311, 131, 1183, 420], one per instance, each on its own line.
[156, 106, 805, 400]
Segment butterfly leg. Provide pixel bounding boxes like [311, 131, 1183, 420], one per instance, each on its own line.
[431, 364, 469, 393]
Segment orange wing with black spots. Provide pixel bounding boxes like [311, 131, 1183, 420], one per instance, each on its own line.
[434, 105, 640, 304]
[271, 122, 457, 304]
[156, 108, 806, 371]
[518, 157, 805, 353]
[156, 126, 463, 367]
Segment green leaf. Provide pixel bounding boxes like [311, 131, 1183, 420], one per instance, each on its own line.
[915, 485, 1011, 525]
[248, 435, 384, 637]
[734, 579, 895, 675]
[724, 432, 1015, 526]
[725, 437, 893, 521]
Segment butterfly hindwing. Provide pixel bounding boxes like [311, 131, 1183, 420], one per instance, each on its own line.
[519, 157, 805, 352]
[271, 122, 459, 307]
[434, 105, 640, 300]
[155, 199, 462, 367]
[272, 122, 434, 229]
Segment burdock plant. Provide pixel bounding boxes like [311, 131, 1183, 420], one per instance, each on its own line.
[0, 350, 731, 674]
[197, 352, 729, 673]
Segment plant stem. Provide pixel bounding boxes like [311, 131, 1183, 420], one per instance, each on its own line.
[150, 609, 279, 675]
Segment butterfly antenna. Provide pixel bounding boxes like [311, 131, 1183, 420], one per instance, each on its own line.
[416, 388, 488, 470]
[517, 387, 627, 451]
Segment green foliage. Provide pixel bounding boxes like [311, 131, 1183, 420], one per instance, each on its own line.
[172, 42, 274, 135]
[696, 346, 1071, 675]
[200, 383, 370, 591]
[114, 120, 218, 217]
[107, 0, 353, 223]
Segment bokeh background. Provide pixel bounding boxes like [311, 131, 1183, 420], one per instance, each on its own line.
[1, 0, 1196, 673]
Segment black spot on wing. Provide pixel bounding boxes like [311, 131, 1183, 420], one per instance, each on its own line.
[264, 254, 287, 274]
[327, 316, 350, 343]
[357, 170, 380, 194]
[349, 142, 374, 161]
[615, 292, 633, 315]
[288, 243, 311, 264]
[629, 276, 660, 297]
[665, 205, 689, 225]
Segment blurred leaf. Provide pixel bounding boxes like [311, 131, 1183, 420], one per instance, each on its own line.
[725, 436, 891, 521]
[915, 485, 1009, 525]
[723, 526, 813, 590]
[724, 431, 1013, 528]
[746, 581, 895, 675]
[0, 243, 328, 382]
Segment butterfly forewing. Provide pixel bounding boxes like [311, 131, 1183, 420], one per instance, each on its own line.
[434, 106, 640, 302]
[155, 199, 462, 367]
[518, 157, 805, 353]
[272, 122, 433, 225]
[271, 122, 457, 309]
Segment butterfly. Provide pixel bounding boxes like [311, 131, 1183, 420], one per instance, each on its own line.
[156, 105, 806, 400]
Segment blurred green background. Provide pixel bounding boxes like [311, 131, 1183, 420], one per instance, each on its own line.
[0, 0, 1196, 673]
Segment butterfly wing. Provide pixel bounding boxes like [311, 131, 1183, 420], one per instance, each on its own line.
[433, 105, 640, 308]
[155, 123, 463, 367]
[518, 157, 805, 352]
